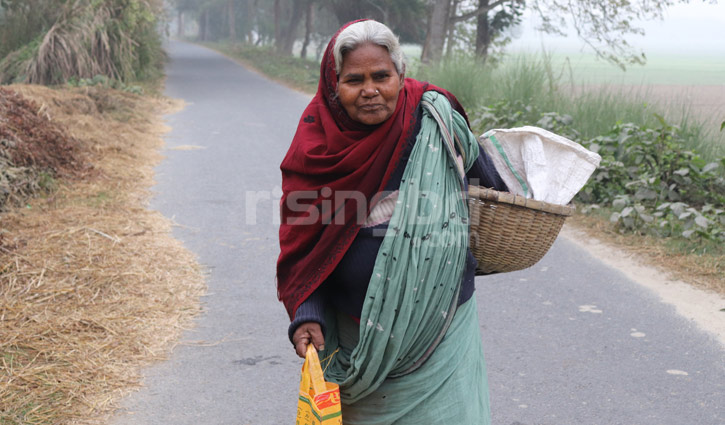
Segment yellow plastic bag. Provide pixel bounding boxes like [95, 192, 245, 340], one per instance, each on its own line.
[296, 345, 342, 425]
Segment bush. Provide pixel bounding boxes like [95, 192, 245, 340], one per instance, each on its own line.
[582, 119, 725, 242]
[0, 0, 165, 85]
[469, 101, 725, 244]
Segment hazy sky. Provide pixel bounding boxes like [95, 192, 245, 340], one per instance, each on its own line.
[508, 2, 725, 56]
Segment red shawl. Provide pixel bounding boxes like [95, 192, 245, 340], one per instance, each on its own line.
[277, 21, 466, 318]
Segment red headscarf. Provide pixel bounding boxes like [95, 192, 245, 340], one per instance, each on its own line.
[277, 20, 466, 318]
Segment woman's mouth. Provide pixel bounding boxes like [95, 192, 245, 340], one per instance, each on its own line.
[359, 104, 383, 112]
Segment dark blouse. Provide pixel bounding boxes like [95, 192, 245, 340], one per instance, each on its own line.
[288, 142, 507, 341]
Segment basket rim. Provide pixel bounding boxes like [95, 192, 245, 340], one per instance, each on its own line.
[469, 185, 574, 216]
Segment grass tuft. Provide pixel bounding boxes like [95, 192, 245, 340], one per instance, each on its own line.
[0, 0, 165, 86]
[415, 53, 723, 160]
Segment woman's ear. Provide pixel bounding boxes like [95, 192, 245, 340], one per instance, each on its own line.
[398, 71, 405, 91]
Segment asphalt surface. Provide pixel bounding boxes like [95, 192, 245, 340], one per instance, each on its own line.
[111, 41, 724, 425]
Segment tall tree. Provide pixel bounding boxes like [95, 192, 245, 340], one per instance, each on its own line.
[281, 0, 304, 54]
[475, 0, 490, 58]
[199, 7, 210, 41]
[421, 0, 451, 64]
[530, 0, 678, 68]
[318, 0, 427, 43]
[273, 0, 302, 54]
[424, 0, 703, 68]
[173, 0, 197, 38]
[0, 0, 60, 58]
[228, 0, 237, 40]
[445, 0, 461, 58]
[474, 0, 524, 61]
[274, 0, 282, 47]
[300, 0, 315, 59]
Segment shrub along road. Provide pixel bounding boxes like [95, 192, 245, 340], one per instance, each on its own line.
[111, 41, 724, 425]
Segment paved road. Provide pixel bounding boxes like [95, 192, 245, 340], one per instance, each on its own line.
[111, 41, 724, 425]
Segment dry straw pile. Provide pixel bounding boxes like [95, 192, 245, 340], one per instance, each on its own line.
[0, 87, 89, 211]
[0, 85, 205, 424]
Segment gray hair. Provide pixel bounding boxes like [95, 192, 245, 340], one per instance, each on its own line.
[333, 20, 406, 76]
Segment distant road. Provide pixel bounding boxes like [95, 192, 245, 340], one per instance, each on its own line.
[111, 41, 724, 425]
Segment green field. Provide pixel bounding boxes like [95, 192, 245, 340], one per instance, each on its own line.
[401, 45, 725, 87]
[533, 51, 725, 86]
[303, 43, 725, 87]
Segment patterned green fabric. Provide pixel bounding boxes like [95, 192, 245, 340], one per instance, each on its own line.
[320, 91, 482, 410]
[336, 297, 491, 424]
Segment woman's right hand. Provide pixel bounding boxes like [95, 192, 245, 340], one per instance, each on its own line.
[292, 322, 325, 358]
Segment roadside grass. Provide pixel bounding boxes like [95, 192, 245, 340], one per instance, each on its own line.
[0, 85, 205, 424]
[417, 54, 724, 160]
[204, 42, 320, 94]
[206, 41, 723, 295]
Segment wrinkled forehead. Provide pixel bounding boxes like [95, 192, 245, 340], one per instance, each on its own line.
[338, 43, 396, 76]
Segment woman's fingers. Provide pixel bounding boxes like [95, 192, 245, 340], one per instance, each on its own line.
[293, 322, 324, 358]
[294, 335, 309, 358]
[308, 323, 325, 352]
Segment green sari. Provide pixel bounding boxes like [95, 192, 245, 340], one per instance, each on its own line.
[319, 92, 491, 424]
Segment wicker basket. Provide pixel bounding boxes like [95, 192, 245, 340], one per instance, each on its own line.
[468, 186, 574, 275]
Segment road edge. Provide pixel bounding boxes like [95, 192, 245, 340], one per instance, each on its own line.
[560, 224, 725, 348]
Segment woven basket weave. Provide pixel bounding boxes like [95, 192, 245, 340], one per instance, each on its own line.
[468, 186, 574, 275]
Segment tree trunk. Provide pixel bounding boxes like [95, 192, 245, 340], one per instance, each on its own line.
[445, 0, 461, 58]
[177, 9, 184, 38]
[300, 1, 314, 60]
[204, 9, 211, 41]
[475, 0, 491, 60]
[279, 0, 304, 55]
[247, 0, 257, 44]
[274, 0, 282, 49]
[329, 1, 368, 26]
[199, 9, 208, 42]
[421, 0, 451, 64]
[315, 37, 325, 61]
[228, 0, 237, 41]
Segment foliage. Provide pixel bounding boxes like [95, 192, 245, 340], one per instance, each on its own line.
[0, 0, 63, 59]
[583, 120, 724, 243]
[0, 0, 165, 85]
[210, 40, 724, 246]
[166, 0, 705, 68]
[421, 0, 710, 69]
[416, 53, 722, 161]
[444, 0, 526, 62]
[319, 0, 428, 43]
[469, 100, 725, 246]
[531, 0, 710, 69]
[170, 0, 425, 54]
[66, 74, 144, 95]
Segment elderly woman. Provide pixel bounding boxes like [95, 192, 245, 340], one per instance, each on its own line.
[277, 20, 507, 424]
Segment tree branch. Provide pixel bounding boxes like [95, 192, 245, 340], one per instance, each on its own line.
[449, 0, 510, 24]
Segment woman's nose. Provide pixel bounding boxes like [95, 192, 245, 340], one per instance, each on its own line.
[362, 84, 378, 97]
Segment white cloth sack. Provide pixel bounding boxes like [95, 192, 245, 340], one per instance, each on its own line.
[479, 126, 601, 205]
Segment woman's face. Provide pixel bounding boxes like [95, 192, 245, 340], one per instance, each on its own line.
[337, 43, 404, 126]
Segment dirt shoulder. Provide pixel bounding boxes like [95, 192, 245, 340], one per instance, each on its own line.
[0, 85, 205, 424]
[561, 223, 725, 347]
